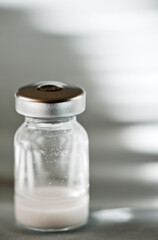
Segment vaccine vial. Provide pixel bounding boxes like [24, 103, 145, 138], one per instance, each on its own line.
[14, 81, 89, 232]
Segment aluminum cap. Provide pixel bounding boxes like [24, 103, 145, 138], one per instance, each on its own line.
[15, 81, 86, 118]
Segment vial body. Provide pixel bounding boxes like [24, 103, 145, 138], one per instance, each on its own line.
[14, 117, 89, 232]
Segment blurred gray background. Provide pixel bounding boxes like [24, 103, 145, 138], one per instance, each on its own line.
[1, 0, 158, 211]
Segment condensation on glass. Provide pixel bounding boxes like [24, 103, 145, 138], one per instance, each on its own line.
[14, 81, 89, 232]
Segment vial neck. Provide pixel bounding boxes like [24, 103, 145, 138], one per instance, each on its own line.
[25, 116, 76, 125]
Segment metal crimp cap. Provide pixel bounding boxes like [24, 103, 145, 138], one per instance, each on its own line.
[15, 81, 86, 118]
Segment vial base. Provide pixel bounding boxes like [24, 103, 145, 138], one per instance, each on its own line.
[16, 219, 88, 232]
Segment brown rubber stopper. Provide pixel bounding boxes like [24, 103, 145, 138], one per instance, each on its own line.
[16, 83, 83, 103]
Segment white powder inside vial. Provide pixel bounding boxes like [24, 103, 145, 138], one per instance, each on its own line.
[15, 186, 89, 230]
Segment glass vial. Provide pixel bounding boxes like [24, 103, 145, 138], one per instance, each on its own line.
[14, 81, 89, 232]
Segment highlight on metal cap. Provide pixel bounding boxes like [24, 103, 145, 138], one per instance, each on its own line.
[15, 81, 86, 118]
